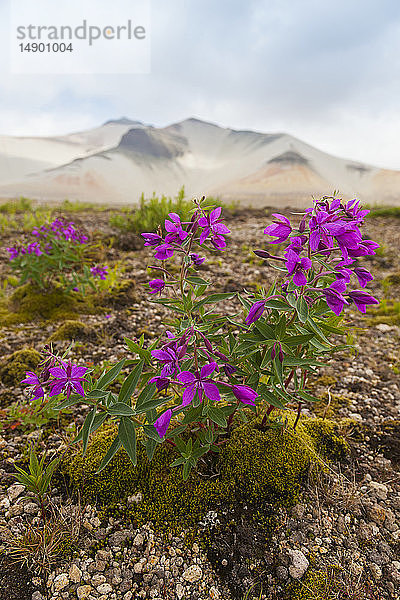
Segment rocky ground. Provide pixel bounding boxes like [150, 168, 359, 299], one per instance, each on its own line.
[0, 207, 399, 600]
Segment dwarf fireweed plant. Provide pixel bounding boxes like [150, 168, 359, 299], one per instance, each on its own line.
[6, 216, 108, 293]
[21, 196, 379, 480]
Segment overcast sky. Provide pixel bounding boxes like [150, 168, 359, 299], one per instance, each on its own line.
[1, 0, 400, 168]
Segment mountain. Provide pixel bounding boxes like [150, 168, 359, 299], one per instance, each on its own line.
[0, 117, 399, 207]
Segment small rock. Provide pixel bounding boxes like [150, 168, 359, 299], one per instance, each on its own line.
[183, 565, 203, 583]
[8, 484, 25, 501]
[91, 574, 106, 586]
[368, 481, 388, 501]
[133, 533, 144, 547]
[124, 593, 133, 600]
[53, 574, 69, 592]
[288, 549, 309, 579]
[176, 583, 185, 599]
[24, 502, 39, 515]
[69, 564, 82, 584]
[209, 586, 220, 599]
[97, 583, 113, 595]
[375, 323, 392, 333]
[32, 592, 43, 600]
[276, 566, 289, 581]
[0, 498, 10, 509]
[77, 585, 93, 599]
[370, 563, 382, 580]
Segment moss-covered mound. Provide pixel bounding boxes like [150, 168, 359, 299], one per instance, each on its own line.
[287, 569, 335, 600]
[63, 414, 348, 530]
[49, 320, 97, 342]
[0, 283, 98, 325]
[0, 348, 41, 387]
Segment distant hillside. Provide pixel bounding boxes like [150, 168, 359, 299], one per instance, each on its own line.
[0, 117, 399, 207]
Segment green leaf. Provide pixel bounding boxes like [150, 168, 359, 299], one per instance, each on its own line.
[185, 276, 210, 286]
[118, 418, 137, 466]
[118, 360, 144, 405]
[145, 437, 157, 461]
[86, 389, 109, 399]
[29, 448, 39, 477]
[135, 382, 157, 411]
[207, 406, 227, 428]
[124, 338, 152, 363]
[194, 292, 236, 311]
[81, 408, 96, 457]
[296, 296, 309, 323]
[96, 359, 126, 390]
[297, 390, 321, 403]
[170, 456, 186, 467]
[182, 460, 193, 481]
[72, 412, 108, 444]
[136, 394, 167, 414]
[283, 333, 314, 346]
[255, 321, 275, 339]
[107, 403, 135, 416]
[142, 424, 163, 442]
[95, 437, 122, 473]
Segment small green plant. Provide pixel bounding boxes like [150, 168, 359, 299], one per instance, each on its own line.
[14, 445, 60, 521]
[6, 216, 108, 293]
[109, 187, 195, 233]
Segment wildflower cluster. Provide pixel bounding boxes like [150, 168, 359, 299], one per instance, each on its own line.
[21, 196, 379, 480]
[6, 217, 108, 292]
[21, 345, 88, 403]
[249, 197, 378, 324]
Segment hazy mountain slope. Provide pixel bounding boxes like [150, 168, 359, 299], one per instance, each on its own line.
[0, 117, 398, 206]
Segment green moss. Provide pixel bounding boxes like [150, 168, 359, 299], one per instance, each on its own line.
[63, 413, 347, 531]
[0, 283, 99, 325]
[0, 348, 41, 387]
[288, 569, 335, 600]
[302, 418, 349, 460]
[49, 320, 96, 342]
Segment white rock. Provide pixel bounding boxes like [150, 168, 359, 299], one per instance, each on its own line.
[91, 574, 106, 586]
[124, 593, 133, 600]
[24, 502, 39, 514]
[77, 585, 93, 599]
[69, 564, 82, 583]
[176, 583, 185, 599]
[183, 565, 203, 583]
[375, 323, 392, 333]
[53, 573, 69, 591]
[368, 481, 388, 500]
[97, 583, 113, 595]
[370, 563, 382, 580]
[133, 533, 144, 546]
[8, 484, 25, 501]
[0, 498, 10, 509]
[288, 549, 309, 579]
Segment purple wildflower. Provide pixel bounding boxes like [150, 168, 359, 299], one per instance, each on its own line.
[149, 279, 165, 294]
[151, 346, 185, 377]
[48, 362, 88, 400]
[347, 290, 379, 313]
[150, 376, 170, 391]
[322, 280, 349, 316]
[263, 214, 292, 243]
[223, 363, 237, 376]
[285, 249, 312, 286]
[91, 265, 108, 280]
[154, 243, 175, 260]
[6, 247, 19, 260]
[141, 232, 163, 247]
[190, 253, 206, 266]
[245, 300, 266, 325]
[164, 213, 188, 244]
[177, 362, 220, 407]
[231, 384, 258, 406]
[348, 240, 380, 257]
[353, 267, 374, 288]
[198, 207, 230, 249]
[20, 371, 45, 401]
[154, 409, 172, 438]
